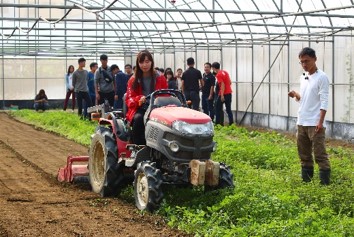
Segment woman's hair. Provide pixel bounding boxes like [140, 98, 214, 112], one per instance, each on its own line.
[67, 65, 74, 76]
[39, 89, 45, 95]
[132, 50, 156, 90]
[164, 69, 174, 80]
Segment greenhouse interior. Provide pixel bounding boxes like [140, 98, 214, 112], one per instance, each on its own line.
[1, 0, 354, 141]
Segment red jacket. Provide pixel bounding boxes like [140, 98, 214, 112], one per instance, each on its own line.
[216, 70, 232, 95]
[125, 74, 168, 122]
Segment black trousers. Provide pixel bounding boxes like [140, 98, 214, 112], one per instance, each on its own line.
[202, 94, 215, 120]
[76, 91, 92, 117]
[98, 91, 115, 107]
[132, 108, 146, 145]
[215, 93, 234, 125]
[184, 90, 200, 111]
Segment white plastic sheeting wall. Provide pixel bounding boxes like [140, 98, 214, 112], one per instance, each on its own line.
[0, 56, 124, 100]
[147, 37, 353, 125]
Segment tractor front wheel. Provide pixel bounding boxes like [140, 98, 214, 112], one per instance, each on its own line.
[134, 161, 163, 212]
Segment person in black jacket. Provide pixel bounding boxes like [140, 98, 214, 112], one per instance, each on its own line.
[181, 57, 203, 110]
[34, 89, 49, 111]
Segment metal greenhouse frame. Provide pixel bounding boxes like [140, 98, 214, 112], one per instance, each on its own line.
[1, 0, 354, 141]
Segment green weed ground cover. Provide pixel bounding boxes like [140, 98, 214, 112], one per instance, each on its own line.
[10, 110, 354, 236]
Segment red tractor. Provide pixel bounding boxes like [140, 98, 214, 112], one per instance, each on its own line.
[59, 89, 234, 211]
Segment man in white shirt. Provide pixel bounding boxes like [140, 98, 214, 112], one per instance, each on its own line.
[288, 47, 331, 185]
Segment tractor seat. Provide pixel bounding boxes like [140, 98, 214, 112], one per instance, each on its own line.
[154, 97, 182, 107]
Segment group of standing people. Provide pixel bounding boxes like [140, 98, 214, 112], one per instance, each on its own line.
[156, 57, 234, 126]
[63, 54, 133, 119]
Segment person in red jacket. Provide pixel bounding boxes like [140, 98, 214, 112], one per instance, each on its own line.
[126, 50, 168, 145]
[212, 62, 234, 126]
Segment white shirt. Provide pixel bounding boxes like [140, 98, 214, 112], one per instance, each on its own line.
[297, 69, 329, 126]
[66, 73, 73, 90]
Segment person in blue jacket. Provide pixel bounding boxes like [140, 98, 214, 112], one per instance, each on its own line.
[83, 62, 98, 118]
[114, 65, 129, 110]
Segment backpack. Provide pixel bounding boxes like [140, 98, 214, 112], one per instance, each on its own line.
[99, 67, 113, 83]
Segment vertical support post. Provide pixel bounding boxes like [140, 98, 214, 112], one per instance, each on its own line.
[280, 0, 283, 13]
[34, 0, 38, 96]
[212, 0, 215, 24]
[331, 35, 335, 137]
[173, 47, 176, 71]
[287, 42, 291, 131]
[195, 46, 198, 70]
[81, 0, 83, 49]
[27, 0, 30, 54]
[235, 41, 238, 123]
[1, 0, 4, 109]
[130, 0, 132, 40]
[268, 42, 271, 128]
[163, 0, 167, 69]
[251, 45, 254, 126]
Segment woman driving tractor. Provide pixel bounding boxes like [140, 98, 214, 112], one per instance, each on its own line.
[125, 50, 168, 145]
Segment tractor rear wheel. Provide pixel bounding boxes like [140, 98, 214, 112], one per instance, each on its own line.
[89, 126, 123, 197]
[134, 161, 163, 212]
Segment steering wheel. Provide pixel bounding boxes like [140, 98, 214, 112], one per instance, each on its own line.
[141, 89, 187, 110]
[142, 89, 187, 124]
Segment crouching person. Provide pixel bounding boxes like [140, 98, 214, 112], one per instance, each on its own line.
[34, 89, 49, 111]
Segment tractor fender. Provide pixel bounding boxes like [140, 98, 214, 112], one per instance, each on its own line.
[115, 118, 130, 141]
[131, 147, 152, 167]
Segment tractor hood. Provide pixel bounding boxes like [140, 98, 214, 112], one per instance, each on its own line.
[149, 106, 211, 126]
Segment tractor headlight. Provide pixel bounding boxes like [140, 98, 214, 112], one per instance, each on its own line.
[172, 121, 214, 136]
[168, 141, 180, 152]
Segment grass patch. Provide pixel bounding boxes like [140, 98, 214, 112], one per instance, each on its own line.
[9, 109, 96, 146]
[9, 110, 354, 236]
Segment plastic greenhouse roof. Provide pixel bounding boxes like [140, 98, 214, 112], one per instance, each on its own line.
[1, 0, 354, 57]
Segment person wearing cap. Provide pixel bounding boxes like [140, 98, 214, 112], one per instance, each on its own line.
[211, 62, 234, 126]
[94, 54, 115, 107]
[72, 57, 92, 119]
[181, 57, 203, 110]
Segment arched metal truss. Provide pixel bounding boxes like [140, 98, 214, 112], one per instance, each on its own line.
[1, 0, 354, 57]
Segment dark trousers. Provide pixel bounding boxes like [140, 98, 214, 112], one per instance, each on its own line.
[202, 94, 215, 120]
[215, 93, 233, 125]
[76, 91, 92, 117]
[184, 90, 200, 111]
[132, 108, 146, 145]
[83, 95, 95, 118]
[98, 91, 115, 107]
[34, 102, 49, 111]
[114, 95, 124, 110]
[63, 89, 75, 110]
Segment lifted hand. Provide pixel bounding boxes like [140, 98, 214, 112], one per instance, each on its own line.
[288, 90, 296, 98]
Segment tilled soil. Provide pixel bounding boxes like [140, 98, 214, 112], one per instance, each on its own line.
[0, 113, 187, 237]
